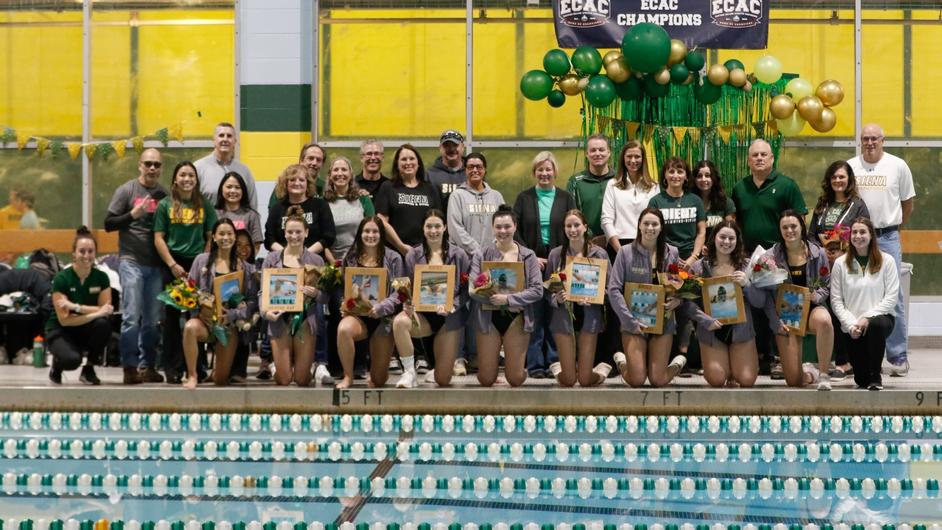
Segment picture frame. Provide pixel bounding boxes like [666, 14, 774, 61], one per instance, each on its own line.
[412, 264, 455, 313]
[701, 275, 747, 325]
[776, 283, 811, 336]
[343, 266, 388, 308]
[481, 261, 525, 311]
[212, 270, 244, 316]
[624, 282, 665, 335]
[261, 268, 304, 312]
[565, 257, 608, 305]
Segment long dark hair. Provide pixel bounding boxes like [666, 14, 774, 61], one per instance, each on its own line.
[214, 171, 253, 211]
[633, 207, 668, 272]
[706, 220, 745, 269]
[349, 216, 387, 266]
[170, 161, 203, 223]
[207, 218, 240, 278]
[421, 209, 450, 263]
[558, 209, 590, 270]
[845, 216, 883, 275]
[390, 144, 426, 185]
[777, 209, 811, 254]
[690, 160, 728, 211]
[814, 160, 860, 215]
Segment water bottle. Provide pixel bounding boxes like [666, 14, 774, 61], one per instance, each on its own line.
[32, 336, 47, 368]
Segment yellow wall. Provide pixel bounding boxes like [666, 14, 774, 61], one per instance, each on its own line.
[0, 9, 234, 138]
[0, 7, 935, 142]
[240, 132, 309, 183]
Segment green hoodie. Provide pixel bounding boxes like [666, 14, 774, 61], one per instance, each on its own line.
[566, 168, 615, 238]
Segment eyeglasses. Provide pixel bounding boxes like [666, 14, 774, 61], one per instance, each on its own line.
[142, 161, 162, 168]
[861, 136, 883, 143]
[361, 151, 383, 157]
[466, 164, 485, 172]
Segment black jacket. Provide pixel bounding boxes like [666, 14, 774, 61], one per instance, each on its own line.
[512, 186, 576, 259]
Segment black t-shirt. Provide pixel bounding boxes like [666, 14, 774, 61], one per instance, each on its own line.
[355, 173, 388, 200]
[373, 180, 442, 247]
[264, 197, 336, 251]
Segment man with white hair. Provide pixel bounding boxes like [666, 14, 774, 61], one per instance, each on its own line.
[847, 123, 916, 377]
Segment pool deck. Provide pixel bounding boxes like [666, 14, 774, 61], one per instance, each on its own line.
[0, 348, 939, 415]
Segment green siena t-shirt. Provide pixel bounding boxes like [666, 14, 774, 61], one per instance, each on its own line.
[45, 267, 110, 332]
[153, 197, 217, 259]
[705, 197, 737, 229]
[647, 191, 706, 259]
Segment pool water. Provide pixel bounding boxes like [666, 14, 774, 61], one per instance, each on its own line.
[0, 413, 940, 528]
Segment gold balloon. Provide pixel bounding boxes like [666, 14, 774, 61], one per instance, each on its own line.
[558, 73, 582, 96]
[797, 95, 825, 122]
[810, 107, 837, 133]
[577, 76, 590, 91]
[815, 79, 845, 107]
[769, 94, 796, 119]
[603, 50, 622, 67]
[683, 73, 695, 85]
[707, 64, 729, 86]
[728, 68, 747, 87]
[668, 39, 688, 66]
[654, 68, 671, 85]
[605, 57, 631, 84]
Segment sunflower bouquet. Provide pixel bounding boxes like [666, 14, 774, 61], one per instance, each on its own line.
[157, 278, 199, 311]
[305, 260, 343, 291]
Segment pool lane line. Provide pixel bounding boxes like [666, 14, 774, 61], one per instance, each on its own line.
[335, 427, 415, 524]
[0, 491, 838, 526]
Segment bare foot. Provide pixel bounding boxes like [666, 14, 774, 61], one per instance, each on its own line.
[335, 376, 352, 389]
[183, 376, 198, 390]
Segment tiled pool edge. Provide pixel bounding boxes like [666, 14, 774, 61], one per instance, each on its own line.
[0, 387, 938, 415]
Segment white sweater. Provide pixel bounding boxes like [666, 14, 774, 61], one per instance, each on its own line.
[829, 251, 899, 333]
[600, 178, 660, 241]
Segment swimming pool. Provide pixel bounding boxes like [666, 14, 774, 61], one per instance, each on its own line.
[0, 412, 940, 528]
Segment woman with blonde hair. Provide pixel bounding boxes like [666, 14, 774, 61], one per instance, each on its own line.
[600, 140, 660, 257]
[264, 163, 335, 256]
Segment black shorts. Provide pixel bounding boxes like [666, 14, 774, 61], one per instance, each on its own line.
[572, 304, 586, 333]
[491, 311, 518, 335]
[423, 312, 446, 334]
[360, 316, 381, 338]
[715, 324, 735, 346]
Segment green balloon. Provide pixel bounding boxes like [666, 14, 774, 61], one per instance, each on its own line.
[644, 75, 669, 98]
[669, 63, 690, 84]
[615, 77, 643, 101]
[543, 49, 571, 77]
[571, 46, 603, 76]
[684, 50, 706, 72]
[520, 70, 554, 101]
[585, 75, 617, 107]
[724, 59, 745, 72]
[695, 80, 722, 104]
[547, 90, 566, 108]
[621, 23, 671, 73]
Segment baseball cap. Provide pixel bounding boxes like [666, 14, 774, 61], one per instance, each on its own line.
[440, 130, 465, 145]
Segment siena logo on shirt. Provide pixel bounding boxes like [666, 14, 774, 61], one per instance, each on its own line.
[661, 207, 698, 223]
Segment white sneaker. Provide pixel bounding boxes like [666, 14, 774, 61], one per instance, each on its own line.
[453, 358, 468, 377]
[549, 362, 562, 379]
[803, 362, 820, 385]
[884, 359, 909, 377]
[396, 369, 418, 388]
[314, 364, 333, 386]
[592, 362, 613, 382]
[415, 358, 429, 374]
[424, 370, 436, 384]
[817, 372, 831, 391]
[668, 355, 687, 373]
[613, 352, 627, 370]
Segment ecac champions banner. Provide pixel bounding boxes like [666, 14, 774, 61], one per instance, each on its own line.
[554, 0, 769, 49]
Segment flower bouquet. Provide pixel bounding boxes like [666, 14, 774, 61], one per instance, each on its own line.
[746, 246, 789, 288]
[545, 271, 577, 331]
[809, 265, 830, 292]
[305, 260, 343, 292]
[157, 278, 199, 311]
[192, 291, 231, 346]
[657, 263, 703, 300]
[471, 271, 496, 298]
[392, 276, 419, 327]
[342, 282, 374, 317]
[817, 224, 850, 250]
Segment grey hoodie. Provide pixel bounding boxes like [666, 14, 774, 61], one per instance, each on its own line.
[447, 182, 506, 257]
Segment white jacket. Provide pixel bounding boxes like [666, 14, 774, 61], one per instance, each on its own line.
[829, 251, 899, 333]
[600, 178, 660, 241]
